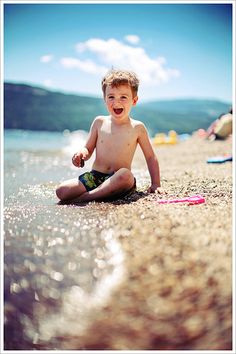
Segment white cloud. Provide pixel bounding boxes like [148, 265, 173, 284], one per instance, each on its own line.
[60, 37, 180, 87]
[40, 54, 54, 63]
[74, 38, 180, 85]
[124, 35, 140, 45]
[60, 57, 107, 75]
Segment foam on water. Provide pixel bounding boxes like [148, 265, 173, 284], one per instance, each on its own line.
[62, 129, 88, 155]
[62, 129, 95, 171]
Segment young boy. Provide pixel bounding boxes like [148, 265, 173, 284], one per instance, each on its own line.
[56, 69, 163, 203]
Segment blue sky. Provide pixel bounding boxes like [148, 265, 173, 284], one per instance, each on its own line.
[3, 2, 233, 103]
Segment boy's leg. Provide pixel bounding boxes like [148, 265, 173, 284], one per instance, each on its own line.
[72, 168, 135, 202]
[56, 178, 87, 201]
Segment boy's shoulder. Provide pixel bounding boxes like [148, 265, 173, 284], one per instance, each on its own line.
[92, 115, 110, 127]
[93, 115, 110, 123]
[130, 117, 144, 125]
[130, 117, 146, 128]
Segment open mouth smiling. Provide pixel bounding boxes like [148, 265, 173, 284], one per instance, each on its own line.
[113, 108, 123, 115]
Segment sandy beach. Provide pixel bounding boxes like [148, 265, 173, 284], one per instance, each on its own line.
[4, 133, 233, 350]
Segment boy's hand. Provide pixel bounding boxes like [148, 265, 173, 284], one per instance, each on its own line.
[147, 185, 166, 194]
[72, 152, 85, 168]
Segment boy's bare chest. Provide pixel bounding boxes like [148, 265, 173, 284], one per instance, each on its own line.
[97, 125, 137, 149]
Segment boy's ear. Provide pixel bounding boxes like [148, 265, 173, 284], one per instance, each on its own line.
[133, 96, 138, 106]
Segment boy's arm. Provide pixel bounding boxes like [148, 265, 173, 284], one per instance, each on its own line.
[137, 123, 162, 193]
[84, 117, 102, 158]
[72, 116, 101, 167]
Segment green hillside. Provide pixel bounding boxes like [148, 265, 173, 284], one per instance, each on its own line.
[4, 82, 231, 135]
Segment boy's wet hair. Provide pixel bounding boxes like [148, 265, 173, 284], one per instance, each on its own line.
[101, 69, 139, 97]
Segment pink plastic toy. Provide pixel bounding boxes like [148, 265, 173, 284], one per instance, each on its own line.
[157, 194, 205, 205]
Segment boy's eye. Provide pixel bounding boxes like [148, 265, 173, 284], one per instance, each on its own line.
[107, 95, 128, 101]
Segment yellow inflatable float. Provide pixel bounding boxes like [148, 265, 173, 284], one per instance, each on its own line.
[153, 130, 178, 145]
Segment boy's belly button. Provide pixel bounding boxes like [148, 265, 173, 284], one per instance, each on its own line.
[105, 166, 111, 172]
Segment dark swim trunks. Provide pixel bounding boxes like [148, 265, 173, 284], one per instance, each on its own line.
[78, 169, 136, 198]
[79, 170, 115, 192]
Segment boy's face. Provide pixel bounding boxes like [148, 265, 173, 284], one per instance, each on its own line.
[104, 84, 138, 120]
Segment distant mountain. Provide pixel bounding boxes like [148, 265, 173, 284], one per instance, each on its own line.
[4, 82, 231, 135]
[4, 82, 106, 132]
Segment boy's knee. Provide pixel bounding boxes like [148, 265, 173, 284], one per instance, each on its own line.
[117, 168, 134, 189]
[56, 185, 68, 201]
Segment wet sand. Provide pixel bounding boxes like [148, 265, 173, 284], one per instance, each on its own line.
[4, 134, 233, 350]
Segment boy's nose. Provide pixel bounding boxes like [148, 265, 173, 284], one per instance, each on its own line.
[113, 98, 121, 103]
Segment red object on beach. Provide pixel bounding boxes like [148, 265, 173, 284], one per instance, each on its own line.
[157, 195, 205, 205]
[197, 129, 207, 138]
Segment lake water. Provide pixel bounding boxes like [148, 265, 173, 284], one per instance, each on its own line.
[4, 129, 89, 195]
[3, 129, 128, 349]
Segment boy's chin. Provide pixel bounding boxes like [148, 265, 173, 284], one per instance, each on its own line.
[112, 114, 124, 120]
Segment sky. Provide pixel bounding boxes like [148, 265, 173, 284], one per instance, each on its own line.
[3, 1, 233, 103]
